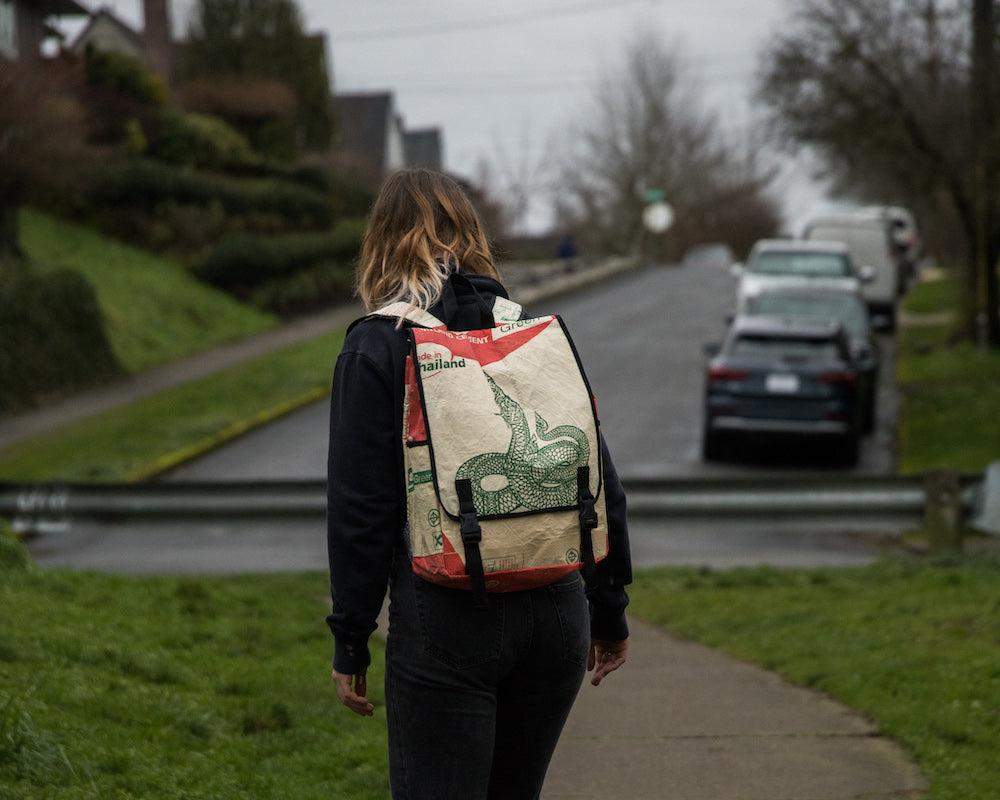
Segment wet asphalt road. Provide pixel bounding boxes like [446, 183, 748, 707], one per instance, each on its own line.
[29, 261, 900, 573]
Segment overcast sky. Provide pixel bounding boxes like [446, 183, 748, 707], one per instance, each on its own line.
[76, 0, 837, 231]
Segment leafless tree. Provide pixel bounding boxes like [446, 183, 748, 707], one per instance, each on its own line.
[759, 0, 1000, 346]
[555, 30, 779, 261]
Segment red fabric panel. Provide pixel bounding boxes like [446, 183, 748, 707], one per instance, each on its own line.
[412, 318, 555, 367]
[404, 355, 427, 443]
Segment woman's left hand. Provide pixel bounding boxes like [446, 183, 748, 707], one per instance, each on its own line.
[332, 669, 375, 716]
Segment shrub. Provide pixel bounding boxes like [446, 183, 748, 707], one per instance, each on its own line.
[249, 261, 355, 315]
[150, 111, 260, 170]
[0, 265, 122, 414]
[195, 218, 365, 290]
[84, 46, 167, 108]
[87, 159, 331, 229]
[0, 519, 30, 572]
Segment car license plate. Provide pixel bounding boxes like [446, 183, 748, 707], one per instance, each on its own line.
[766, 373, 800, 394]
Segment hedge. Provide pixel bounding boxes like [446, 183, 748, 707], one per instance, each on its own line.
[84, 46, 166, 108]
[150, 111, 260, 171]
[87, 159, 332, 229]
[249, 261, 355, 315]
[195, 218, 365, 290]
[0, 266, 122, 415]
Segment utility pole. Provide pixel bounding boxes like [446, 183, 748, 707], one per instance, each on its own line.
[971, 0, 1000, 347]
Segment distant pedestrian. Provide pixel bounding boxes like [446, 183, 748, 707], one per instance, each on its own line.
[557, 232, 579, 272]
[326, 168, 632, 800]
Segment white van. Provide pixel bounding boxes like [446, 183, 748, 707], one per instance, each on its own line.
[803, 214, 900, 329]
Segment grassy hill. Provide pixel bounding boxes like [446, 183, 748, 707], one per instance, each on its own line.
[20, 210, 277, 373]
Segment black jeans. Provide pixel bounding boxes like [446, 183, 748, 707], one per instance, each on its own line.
[385, 549, 589, 800]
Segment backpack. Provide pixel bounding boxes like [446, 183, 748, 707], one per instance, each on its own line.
[370, 278, 609, 605]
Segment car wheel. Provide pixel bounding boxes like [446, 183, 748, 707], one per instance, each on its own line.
[833, 433, 860, 467]
[862, 391, 876, 434]
[883, 306, 897, 333]
[702, 428, 728, 462]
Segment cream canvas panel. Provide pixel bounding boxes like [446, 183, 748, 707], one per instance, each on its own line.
[405, 440, 609, 575]
[414, 316, 601, 519]
[370, 302, 444, 329]
[371, 296, 523, 329]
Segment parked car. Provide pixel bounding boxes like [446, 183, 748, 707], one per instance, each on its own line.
[703, 316, 863, 465]
[744, 288, 880, 433]
[682, 242, 736, 270]
[731, 240, 871, 313]
[802, 213, 900, 330]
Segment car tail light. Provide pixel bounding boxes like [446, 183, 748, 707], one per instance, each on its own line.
[819, 371, 857, 385]
[708, 367, 750, 383]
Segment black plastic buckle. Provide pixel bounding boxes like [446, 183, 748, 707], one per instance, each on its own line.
[459, 512, 482, 544]
[579, 497, 598, 531]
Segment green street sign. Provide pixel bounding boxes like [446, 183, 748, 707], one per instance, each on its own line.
[644, 189, 667, 204]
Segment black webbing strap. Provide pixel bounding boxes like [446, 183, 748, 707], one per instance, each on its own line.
[455, 478, 489, 607]
[576, 466, 598, 584]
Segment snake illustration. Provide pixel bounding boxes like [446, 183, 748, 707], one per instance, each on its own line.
[455, 375, 590, 515]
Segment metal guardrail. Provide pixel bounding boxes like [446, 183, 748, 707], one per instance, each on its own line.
[2, 470, 996, 540]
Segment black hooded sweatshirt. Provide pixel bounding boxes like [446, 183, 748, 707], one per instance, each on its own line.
[326, 273, 633, 674]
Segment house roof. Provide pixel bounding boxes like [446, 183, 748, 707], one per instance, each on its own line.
[334, 92, 393, 177]
[403, 128, 442, 170]
[69, 7, 145, 54]
[33, 0, 90, 16]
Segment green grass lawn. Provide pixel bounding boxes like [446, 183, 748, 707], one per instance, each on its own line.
[630, 558, 1000, 800]
[4, 532, 998, 800]
[896, 273, 1000, 474]
[902, 274, 960, 315]
[0, 537, 387, 799]
[20, 209, 276, 372]
[0, 329, 344, 481]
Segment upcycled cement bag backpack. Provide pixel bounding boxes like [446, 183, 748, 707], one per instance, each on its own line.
[371, 283, 609, 605]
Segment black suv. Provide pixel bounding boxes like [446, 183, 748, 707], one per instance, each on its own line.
[703, 316, 863, 465]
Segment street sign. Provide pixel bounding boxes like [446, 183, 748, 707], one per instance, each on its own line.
[643, 201, 674, 234]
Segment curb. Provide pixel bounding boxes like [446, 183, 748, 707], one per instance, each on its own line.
[130, 386, 329, 481]
[133, 256, 641, 482]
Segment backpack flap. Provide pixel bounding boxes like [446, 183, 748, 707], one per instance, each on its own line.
[402, 314, 608, 594]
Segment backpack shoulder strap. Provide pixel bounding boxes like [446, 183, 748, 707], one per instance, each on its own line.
[368, 294, 522, 330]
[491, 295, 523, 323]
[369, 302, 446, 329]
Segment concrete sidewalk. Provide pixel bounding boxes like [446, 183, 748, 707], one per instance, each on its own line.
[0, 303, 363, 451]
[0, 257, 638, 452]
[544, 617, 925, 800]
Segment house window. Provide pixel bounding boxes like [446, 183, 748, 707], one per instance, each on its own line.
[0, 0, 17, 60]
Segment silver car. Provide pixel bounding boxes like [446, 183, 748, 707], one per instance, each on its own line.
[732, 240, 873, 314]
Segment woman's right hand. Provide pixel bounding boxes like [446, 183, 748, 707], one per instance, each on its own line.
[588, 638, 628, 686]
[332, 669, 375, 716]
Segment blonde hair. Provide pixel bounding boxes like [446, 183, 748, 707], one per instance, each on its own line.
[356, 169, 501, 312]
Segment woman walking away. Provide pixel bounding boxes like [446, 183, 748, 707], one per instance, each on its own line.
[325, 168, 633, 800]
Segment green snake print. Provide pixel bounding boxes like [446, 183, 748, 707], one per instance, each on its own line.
[456, 375, 590, 515]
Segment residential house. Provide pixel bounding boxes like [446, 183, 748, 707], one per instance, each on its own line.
[68, 6, 144, 61]
[334, 91, 445, 186]
[69, 0, 174, 80]
[403, 128, 443, 171]
[0, 0, 88, 64]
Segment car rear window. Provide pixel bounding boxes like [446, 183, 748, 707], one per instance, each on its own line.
[746, 294, 868, 338]
[747, 251, 850, 277]
[806, 225, 890, 268]
[730, 336, 842, 360]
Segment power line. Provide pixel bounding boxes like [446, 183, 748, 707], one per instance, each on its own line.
[330, 0, 664, 42]
[339, 70, 755, 96]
